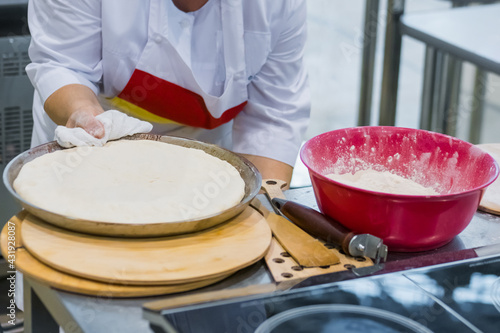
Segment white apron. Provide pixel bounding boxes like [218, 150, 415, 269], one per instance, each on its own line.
[104, 0, 249, 148]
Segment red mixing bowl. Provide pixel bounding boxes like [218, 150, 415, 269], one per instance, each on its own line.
[300, 126, 499, 252]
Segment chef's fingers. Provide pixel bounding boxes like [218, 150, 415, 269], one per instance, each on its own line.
[66, 110, 105, 139]
[84, 118, 105, 139]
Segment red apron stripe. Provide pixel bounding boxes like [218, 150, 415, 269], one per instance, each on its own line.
[117, 69, 246, 130]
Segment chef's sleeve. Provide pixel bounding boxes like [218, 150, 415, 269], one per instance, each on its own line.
[25, 0, 103, 105]
[232, 0, 310, 167]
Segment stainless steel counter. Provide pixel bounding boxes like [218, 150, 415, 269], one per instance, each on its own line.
[21, 187, 500, 333]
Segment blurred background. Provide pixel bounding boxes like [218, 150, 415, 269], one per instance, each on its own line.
[304, 0, 499, 142]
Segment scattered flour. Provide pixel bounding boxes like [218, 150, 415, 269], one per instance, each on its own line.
[326, 169, 439, 195]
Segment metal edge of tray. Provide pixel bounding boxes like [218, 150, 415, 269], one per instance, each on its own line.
[2, 133, 262, 237]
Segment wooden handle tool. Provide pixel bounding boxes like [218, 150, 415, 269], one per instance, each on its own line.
[250, 198, 339, 267]
[272, 198, 388, 264]
[252, 180, 339, 267]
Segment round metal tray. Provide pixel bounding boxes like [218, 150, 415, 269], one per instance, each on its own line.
[3, 134, 261, 237]
[255, 304, 433, 333]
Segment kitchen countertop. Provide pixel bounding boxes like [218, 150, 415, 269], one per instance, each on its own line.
[21, 186, 500, 333]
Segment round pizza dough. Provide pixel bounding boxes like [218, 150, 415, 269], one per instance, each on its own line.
[477, 144, 500, 215]
[13, 140, 246, 223]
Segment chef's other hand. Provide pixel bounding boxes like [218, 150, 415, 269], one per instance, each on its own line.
[66, 109, 105, 139]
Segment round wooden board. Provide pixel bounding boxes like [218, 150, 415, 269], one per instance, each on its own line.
[477, 144, 500, 215]
[0, 212, 244, 297]
[20, 207, 272, 285]
[13, 249, 231, 298]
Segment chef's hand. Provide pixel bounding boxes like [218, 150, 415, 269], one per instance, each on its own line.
[66, 109, 105, 139]
[44, 84, 105, 138]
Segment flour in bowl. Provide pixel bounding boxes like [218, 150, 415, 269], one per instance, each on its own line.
[326, 170, 439, 195]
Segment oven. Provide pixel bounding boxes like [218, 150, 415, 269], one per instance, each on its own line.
[0, 0, 33, 225]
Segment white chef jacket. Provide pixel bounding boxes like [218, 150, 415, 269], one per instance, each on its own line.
[26, 0, 310, 166]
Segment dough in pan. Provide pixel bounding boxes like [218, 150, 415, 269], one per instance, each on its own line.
[14, 140, 246, 223]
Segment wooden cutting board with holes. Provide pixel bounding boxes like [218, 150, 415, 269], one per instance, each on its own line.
[265, 238, 373, 283]
[0, 213, 232, 297]
[477, 144, 500, 215]
[19, 207, 272, 286]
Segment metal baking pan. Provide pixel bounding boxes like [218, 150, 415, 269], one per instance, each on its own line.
[3, 134, 261, 237]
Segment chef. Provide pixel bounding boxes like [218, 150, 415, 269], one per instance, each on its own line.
[26, 0, 310, 184]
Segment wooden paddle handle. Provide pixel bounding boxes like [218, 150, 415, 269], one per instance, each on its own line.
[261, 179, 287, 200]
[272, 199, 355, 255]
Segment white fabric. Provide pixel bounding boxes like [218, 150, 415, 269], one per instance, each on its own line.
[166, 0, 225, 96]
[26, 0, 310, 166]
[54, 110, 153, 148]
[136, 0, 247, 120]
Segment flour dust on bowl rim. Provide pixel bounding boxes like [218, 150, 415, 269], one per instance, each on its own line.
[300, 126, 500, 252]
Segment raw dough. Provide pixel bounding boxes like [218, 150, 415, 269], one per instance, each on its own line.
[477, 144, 500, 214]
[326, 169, 439, 196]
[14, 140, 246, 223]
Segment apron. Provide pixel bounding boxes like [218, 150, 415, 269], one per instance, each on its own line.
[106, 0, 248, 146]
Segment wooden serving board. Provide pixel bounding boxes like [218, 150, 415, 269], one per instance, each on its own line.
[477, 144, 500, 215]
[20, 207, 272, 285]
[0, 213, 231, 297]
